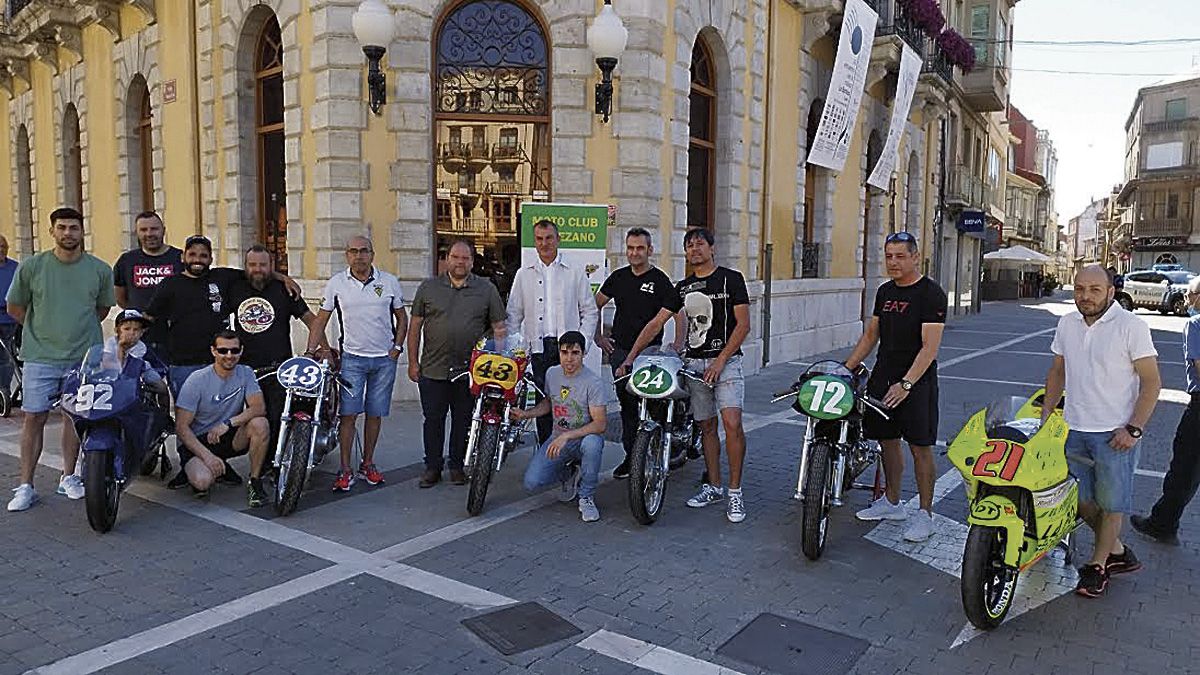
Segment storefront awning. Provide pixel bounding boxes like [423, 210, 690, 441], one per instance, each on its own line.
[984, 244, 1053, 264]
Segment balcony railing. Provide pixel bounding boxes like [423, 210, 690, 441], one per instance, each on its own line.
[490, 181, 523, 195]
[947, 165, 986, 207]
[1133, 218, 1191, 238]
[8, 0, 33, 19]
[800, 242, 820, 279]
[874, 0, 925, 56]
[920, 36, 953, 86]
[1145, 117, 1200, 134]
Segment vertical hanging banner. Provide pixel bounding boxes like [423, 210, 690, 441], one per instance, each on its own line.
[867, 44, 923, 190]
[807, 0, 879, 171]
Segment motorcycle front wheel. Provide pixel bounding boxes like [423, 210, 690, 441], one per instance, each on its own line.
[84, 450, 119, 533]
[801, 441, 833, 560]
[961, 524, 1019, 630]
[629, 427, 667, 525]
[274, 421, 312, 517]
[467, 422, 501, 517]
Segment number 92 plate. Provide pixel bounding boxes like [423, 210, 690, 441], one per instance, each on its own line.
[276, 356, 324, 392]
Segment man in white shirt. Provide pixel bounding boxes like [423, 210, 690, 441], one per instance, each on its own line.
[306, 236, 408, 492]
[1041, 264, 1161, 599]
[506, 220, 598, 443]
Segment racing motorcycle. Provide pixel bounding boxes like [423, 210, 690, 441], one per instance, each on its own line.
[948, 391, 1080, 630]
[459, 334, 539, 516]
[271, 355, 342, 516]
[62, 345, 172, 533]
[772, 361, 890, 560]
[616, 347, 705, 525]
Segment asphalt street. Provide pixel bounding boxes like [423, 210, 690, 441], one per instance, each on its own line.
[1, 296, 1197, 675]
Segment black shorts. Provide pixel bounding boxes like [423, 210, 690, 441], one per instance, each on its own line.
[863, 372, 939, 447]
[180, 428, 244, 465]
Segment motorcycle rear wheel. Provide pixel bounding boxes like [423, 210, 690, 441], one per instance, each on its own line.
[274, 421, 312, 517]
[801, 441, 833, 561]
[962, 524, 1019, 630]
[84, 451, 119, 533]
[629, 427, 667, 525]
[467, 422, 501, 517]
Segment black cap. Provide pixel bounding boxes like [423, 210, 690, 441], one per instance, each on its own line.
[115, 308, 152, 327]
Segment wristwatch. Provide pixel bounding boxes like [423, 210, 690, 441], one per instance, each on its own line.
[900, 379, 913, 391]
[1124, 424, 1143, 439]
[392, 344, 404, 354]
[225, 418, 237, 429]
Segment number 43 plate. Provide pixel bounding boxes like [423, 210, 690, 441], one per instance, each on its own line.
[276, 356, 323, 391]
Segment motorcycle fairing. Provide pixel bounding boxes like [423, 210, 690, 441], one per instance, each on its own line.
[968, 495, 1025, 567]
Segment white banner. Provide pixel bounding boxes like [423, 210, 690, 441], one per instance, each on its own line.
[867, 44, 923, 190]
[806, 0, 878, 171]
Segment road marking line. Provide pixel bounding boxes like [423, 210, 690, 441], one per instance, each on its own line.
[578, 630, 747, 675]
[367, 563, 514, 610]
[944, 329, 1029, 336]
[939, 346, 1051, 357]
[375, 490, 561, 561]
[938, 327, 1057, 368]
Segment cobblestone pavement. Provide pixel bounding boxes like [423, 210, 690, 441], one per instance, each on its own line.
[2, 298, 1197, 675]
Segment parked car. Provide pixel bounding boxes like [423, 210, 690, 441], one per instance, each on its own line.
[1121, 269, 1195, 316]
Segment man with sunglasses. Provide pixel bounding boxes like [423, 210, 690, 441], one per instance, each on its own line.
[174, 330, 271, 506]
[845, 231, 947, 543]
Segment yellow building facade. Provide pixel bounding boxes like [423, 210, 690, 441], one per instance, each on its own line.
[0, 0, 1014, 384]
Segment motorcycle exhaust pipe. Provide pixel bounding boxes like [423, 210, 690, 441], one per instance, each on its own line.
[831, 454, 848, 506]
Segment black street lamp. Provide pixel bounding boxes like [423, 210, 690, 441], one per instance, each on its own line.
[586, 0, 629, 123]
[352, 0, 396, 116]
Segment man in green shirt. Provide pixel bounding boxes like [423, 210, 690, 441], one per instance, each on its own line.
[6, 207, 115, 512]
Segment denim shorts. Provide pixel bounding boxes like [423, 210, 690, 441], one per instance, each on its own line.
[1065, 429, 1139, 514]
[340, 353, 397, 418]
[23, 362, 74, 414]
[686, 355, 745, 421]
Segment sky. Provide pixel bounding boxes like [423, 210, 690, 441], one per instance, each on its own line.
[1009, 0, 1200, 227]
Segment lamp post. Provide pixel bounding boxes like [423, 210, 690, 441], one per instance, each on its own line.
[586, 0, 628, 123]
[352, 0, 396, 116]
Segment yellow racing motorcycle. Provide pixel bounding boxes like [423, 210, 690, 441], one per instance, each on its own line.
[948, 391, 1081, 630]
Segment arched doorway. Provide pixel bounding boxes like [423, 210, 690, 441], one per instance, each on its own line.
[433, 0, 550, 297]
[802, 99, 825, 278]
[863, 130, 884, 317]
[62, 104, 83, 212]
[255, 14, 287, 273]
[905, 151, 920, 234]
[687, 39, 717, 234]
[127, 75, 154, 246]
[15, 125, 34, 255]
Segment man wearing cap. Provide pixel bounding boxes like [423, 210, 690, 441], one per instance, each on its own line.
[113, 211, 181, 365]
[845, 231, 948, 543]
[515, 331, 608, 522]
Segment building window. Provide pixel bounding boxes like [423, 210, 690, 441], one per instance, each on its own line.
[138, 90, 154, 211]
[15, 125, 34, 254]
[687, 39, 717, 232]
[255, 14, 287, 273]
[127, 75, 155, 228]
[434, 0, 550, 293]
[970, 5, 990, 65]
[62, 104, 83, 212]
[1166, 98, 1187, 121]
[996, 12, 1008, 70]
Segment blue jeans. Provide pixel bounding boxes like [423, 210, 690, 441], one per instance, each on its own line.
[168, 365, 208, 400]
[340, 353, 397, 418]
[1066, 429, 1139, 514]
[21, 362, 73, 414]
[523, 433, 605, 499]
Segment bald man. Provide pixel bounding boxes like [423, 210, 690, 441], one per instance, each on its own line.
[1041, 264, 1161, 598]
[0, 235, 18, 395]
[306, 236, 408, 492]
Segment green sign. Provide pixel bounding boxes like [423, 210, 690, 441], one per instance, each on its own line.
[796, 375, 855, 420]
[519, 203, 608, 250]
[630, 365, 674, 397]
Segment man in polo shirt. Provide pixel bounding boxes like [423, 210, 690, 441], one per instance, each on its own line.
[407, 240, 506, 488]
[506, 220, 598, 444]
[1041, 264, 1161, 598]
[305, 236, 408, 492]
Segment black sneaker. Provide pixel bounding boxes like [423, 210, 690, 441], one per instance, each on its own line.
[218, 462, 243, 486]
[1131, 515, 1180, 546]
[247, 479, 268, 509]
[1075, 563, 1109, 598]
[167, 470, 190, 490]
[1105, 545, 1142, 575]
[612, 459, 630, 480]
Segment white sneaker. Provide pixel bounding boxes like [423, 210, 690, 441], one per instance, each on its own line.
[686, 483, 725, 508]
[903, 510, 934, 542]
[7, 484, 37, 511]
[855, 497, 907, 521]
[726, 491, 746, 523]
[57, 474, 85, 500]
[578, 496, 600, 522]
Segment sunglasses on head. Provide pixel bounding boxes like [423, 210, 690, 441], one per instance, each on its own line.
[214, 347, 242, 355]
[886, 231, 917, 244]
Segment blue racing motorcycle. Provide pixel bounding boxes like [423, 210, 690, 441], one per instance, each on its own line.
[62, 345, 172, 533]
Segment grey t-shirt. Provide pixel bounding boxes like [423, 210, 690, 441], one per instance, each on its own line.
[176, 365, 262, 436]
[544, 365, 607, 438]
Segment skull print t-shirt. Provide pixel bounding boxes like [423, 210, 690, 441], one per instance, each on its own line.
[676, 267, 750, 360]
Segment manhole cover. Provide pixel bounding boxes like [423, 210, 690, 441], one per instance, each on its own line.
[463, 602, 582, 655]
[717, 613, 869, 675]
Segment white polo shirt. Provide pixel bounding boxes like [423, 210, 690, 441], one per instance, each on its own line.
[320, 267, 404, 358]
[1051, 304, 1158, 432]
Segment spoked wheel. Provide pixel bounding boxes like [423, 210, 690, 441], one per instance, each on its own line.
[629, 428, 667, 525]
[274, 421, 312, 517]
[466, 422, 501, 517]
[800, 441, 833, 560]
[84, 450, 120, 533]
[0, 388, 10, 418]
[961, 525, 1019, 630]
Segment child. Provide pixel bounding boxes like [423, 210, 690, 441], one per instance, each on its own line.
[107, 309, 167, 394]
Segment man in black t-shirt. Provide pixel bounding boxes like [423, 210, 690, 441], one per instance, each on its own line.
[844, 231, 947, 543]
[113, 211, 182, 362]
[595, 227, 684, 478]
[229, 244, 325, 474]
[620, 228, 751, 524]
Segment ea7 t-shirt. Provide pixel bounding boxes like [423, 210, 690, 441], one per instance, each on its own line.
[228, 278, 311, 369]
[599, 266, 683, 350]
[676, 267, 750, 360]
[544, 365, 607, 438]
[872, 276, 948, 378]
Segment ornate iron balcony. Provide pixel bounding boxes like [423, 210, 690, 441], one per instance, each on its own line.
[801, 242, 821, 279]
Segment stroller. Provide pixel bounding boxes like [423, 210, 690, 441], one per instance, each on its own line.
[0, 326, 23, 417]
